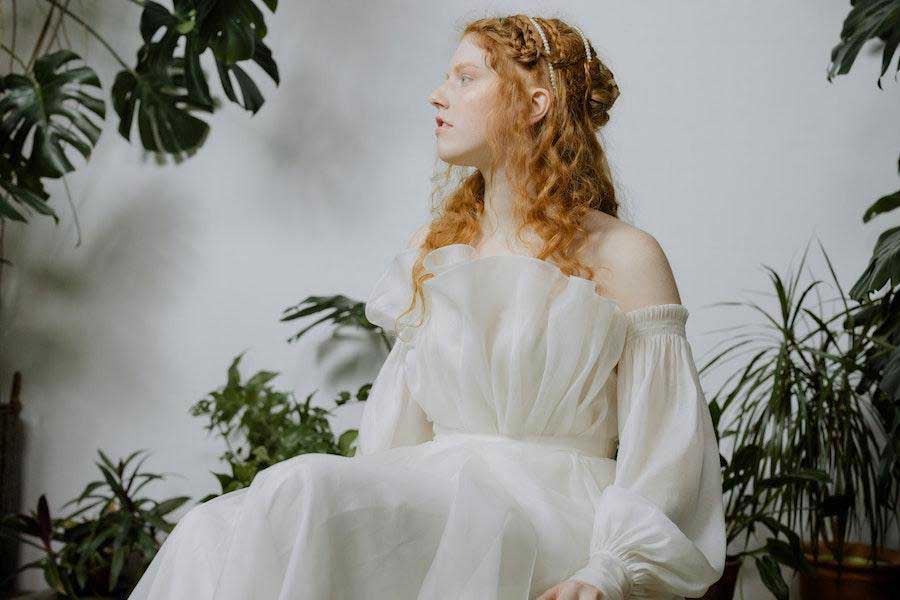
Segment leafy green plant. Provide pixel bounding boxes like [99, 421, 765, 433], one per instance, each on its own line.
[827, 0, 900, 89]
[711, 6, 900, 596]
[0, 50, 102, 224]
[701, 237, 899, 598]
[847, 191, 900, 457]
[829, 0, 900, 418]
[281, 293, 392, 350]
[703, 388, 817, 599]
[0, 0, 280, 226]
[0, 449, 189, 597]
[190, 351, 369, 501]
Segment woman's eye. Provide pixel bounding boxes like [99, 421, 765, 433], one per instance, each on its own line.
[460, 75, 472, 83]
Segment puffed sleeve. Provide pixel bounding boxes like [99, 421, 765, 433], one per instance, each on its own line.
[356, 246, 434, 456]
[566, 303, 726, 599]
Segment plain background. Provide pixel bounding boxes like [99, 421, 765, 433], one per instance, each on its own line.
[3, 1, 899, 596]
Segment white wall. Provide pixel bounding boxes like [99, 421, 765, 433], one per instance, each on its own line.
[3, 1, 898, 596]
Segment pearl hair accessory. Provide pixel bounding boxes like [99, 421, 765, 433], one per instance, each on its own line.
[526, 17, 595, 95]
[526, 16, 557, 93]
[570, 24, 593, 62]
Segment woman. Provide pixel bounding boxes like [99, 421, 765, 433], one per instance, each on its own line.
[129, 14, 726, 600]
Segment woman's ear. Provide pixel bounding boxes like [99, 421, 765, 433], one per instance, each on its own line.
[528, 86, 551, 125]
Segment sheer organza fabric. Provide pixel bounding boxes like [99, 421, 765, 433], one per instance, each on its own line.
[128, 243, 726, 600]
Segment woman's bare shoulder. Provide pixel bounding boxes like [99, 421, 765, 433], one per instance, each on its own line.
[580, 210, 682, 312]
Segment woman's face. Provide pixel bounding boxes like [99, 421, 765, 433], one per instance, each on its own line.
[428, 35, 499, 169]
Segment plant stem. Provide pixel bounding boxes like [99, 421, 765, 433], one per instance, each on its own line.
[45, 0, 73, 58]
[7, 0, 19, 74]
[0, 42, 29, 72]
[26, 0, 56, 72]
[36, 0, 133, 71]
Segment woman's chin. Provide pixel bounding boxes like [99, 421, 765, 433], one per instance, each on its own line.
[436, 146, 476, 167]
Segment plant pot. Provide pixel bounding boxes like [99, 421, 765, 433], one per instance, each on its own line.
[699, 555, 741, 600]
[799, 540, 900, 600]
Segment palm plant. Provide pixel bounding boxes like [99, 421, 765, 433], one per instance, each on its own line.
[0, 449, 189, 597]
[702, 237, 899, 596]
[702, 386, 816, 599]
[281, 294, 391, 350]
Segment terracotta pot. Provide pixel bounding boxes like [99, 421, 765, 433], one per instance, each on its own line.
[799, 540, 900, 600]
[700, 556, 742, 600]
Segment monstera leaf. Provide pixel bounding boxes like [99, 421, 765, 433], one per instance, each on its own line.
[850, 190, 900, 299]
[191, 0, 280, 113]
[112, 58, 213, 155]
[197, 0, 277, 64]
[214, 38, 278, 113]
[0, 49, 104, 221]
[0, 50, 105, 177]
[827, 0, 900, 89]
[197, 0, 280, 112]
[112, 0, 279, 153]
[0, 0, 282, 227]
[0, 154, 54, 223]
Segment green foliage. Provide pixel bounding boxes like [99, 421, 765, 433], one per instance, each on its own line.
[848, 196, 900, 409]
[117, 0, 279, 151]
[189, 352, 369, 501]
[114, 0, 280, 155]
[700, 238, 900, 597]
[834, 0, 900, 409]
[0, 449, 188, 597]
[0, 50, 104, 223]
[711, 1, 900, 559]
[281, 293, 393, 350]
[827, 0, 900, 88]
[0, 0, 281, 227]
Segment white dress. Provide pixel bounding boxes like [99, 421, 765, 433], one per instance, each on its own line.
[128, 242, 726, 600]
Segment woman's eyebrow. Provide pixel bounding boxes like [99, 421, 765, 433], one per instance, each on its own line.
[444, 62, 482, 79]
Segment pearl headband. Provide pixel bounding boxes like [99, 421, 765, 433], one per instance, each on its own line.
[570, 24, 593, 62]
[526, 17, 594, 95]
[526, 16, 557, 93]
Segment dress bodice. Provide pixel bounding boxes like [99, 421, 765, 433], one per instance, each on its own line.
[364, 243, 668, 455]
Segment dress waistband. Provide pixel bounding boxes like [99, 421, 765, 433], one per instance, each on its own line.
[432, 423, 616, 459]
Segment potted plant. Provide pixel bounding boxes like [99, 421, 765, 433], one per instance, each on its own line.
[701, 238, 899, 599]
[190, 351, 369, 501]
[0, 449, 189, 598]
[702, 1, 900, 595]
[699, 374, 815, 600]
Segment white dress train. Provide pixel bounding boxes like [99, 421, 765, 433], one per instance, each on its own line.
[127, 242, 726, 600]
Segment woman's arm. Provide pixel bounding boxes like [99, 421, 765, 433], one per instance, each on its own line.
[356, 226, 434, 455]
[541, 230, 726, 599]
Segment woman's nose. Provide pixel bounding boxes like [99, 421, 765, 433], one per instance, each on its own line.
[428, 86, 447, 109]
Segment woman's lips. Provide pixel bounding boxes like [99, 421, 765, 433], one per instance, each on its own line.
[435, 117, 453, 134]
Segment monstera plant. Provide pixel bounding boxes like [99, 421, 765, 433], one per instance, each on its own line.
[1, 4, 283, 591]
[0, 0, 280, 227]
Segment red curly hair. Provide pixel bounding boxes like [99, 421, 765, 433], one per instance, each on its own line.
[398, 14, 622, 329]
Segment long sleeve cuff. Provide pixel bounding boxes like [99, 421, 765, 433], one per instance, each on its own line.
[567, 548, 633, 600]
[566, 484, 723, 599]
[562, 304, 726, 598]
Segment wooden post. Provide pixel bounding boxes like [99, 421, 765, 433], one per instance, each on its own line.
[1, 372, 24, 596]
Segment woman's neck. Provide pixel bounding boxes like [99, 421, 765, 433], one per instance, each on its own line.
[477, 165, 542, 255]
